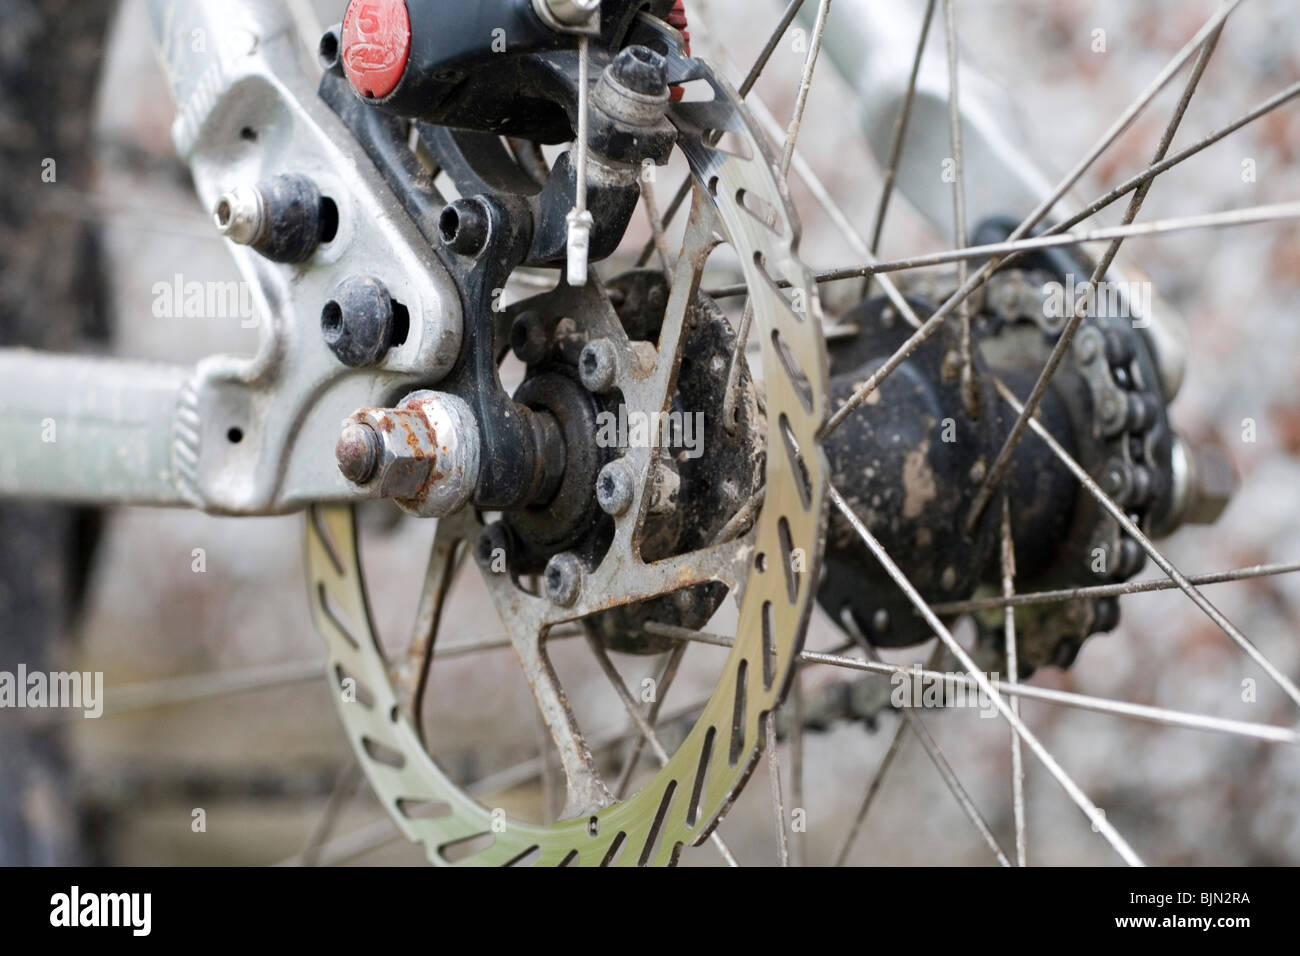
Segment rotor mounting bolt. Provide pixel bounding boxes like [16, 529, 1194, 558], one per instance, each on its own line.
[579, 339, 619, 393]
[336, 421, 383, 484]
[322, 276, 396, 368]
[544, 553, 583, 607]
[439, 197, 491, 257]
[596, 459, 636, 516]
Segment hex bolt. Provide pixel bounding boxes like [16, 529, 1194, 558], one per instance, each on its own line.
[335, 421, 382, 484]
[544, 553, 583, 607]
[608, 45, 668, 97]
[439, 197, 491, 257]
[214, 173, 327, 263]
[579, 339, 619, 393]
[213, 184, 268, 246]
[596, 459, 635, 516]
[511, 311, 550, 365]
[322, 276, 396, 368]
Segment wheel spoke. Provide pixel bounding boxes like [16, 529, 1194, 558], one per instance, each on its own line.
[392, 509, 476, 730]
[832, 704, 908, 866]
[707, 199, 1300, 293]
[941, 0, 978, 418]
[967, 24, 1224, 530]
[612, 643, 687, 798]
[930, 560, 1300, 616]
[850, 633, 1010, 867]
[294, 761, 363, 868]
[706, 75, 1300, 303]
[636, 0, 810, 266]
[1000, 500, 1027, 867]
[646, 620, 1300, 744]
[720, 0, 834, 427]
[866, 0, 937, 285]
[818, 0, 1243, 440]
[275, 818, 401, 868]
[789, 667, 806, 867]
[584, 634, 740, 866]
[746, 96, 924, 330]
[640, 176, 674, 277]
[992, 378, 1300, 711]
[765, 714, 791, 866]
[828, 485, 1144, 866]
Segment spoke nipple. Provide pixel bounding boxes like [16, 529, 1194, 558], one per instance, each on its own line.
[596, 459, 635, 516]
[544, 553, 583, 607]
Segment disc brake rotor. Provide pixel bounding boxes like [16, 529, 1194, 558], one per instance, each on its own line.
[305, 22, 828, 866]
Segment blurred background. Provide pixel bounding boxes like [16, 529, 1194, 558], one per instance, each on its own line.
[1, 0, 1298, 865]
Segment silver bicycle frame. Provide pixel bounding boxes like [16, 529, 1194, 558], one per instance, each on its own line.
[0, 0, 462, 515]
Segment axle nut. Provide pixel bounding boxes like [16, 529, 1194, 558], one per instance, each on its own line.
[337, 391, 481, 518]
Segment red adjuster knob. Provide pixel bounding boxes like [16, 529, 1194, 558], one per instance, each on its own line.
[341, 0, 412, 100]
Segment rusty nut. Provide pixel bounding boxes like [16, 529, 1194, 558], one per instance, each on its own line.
[336, 390, 480, 518]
